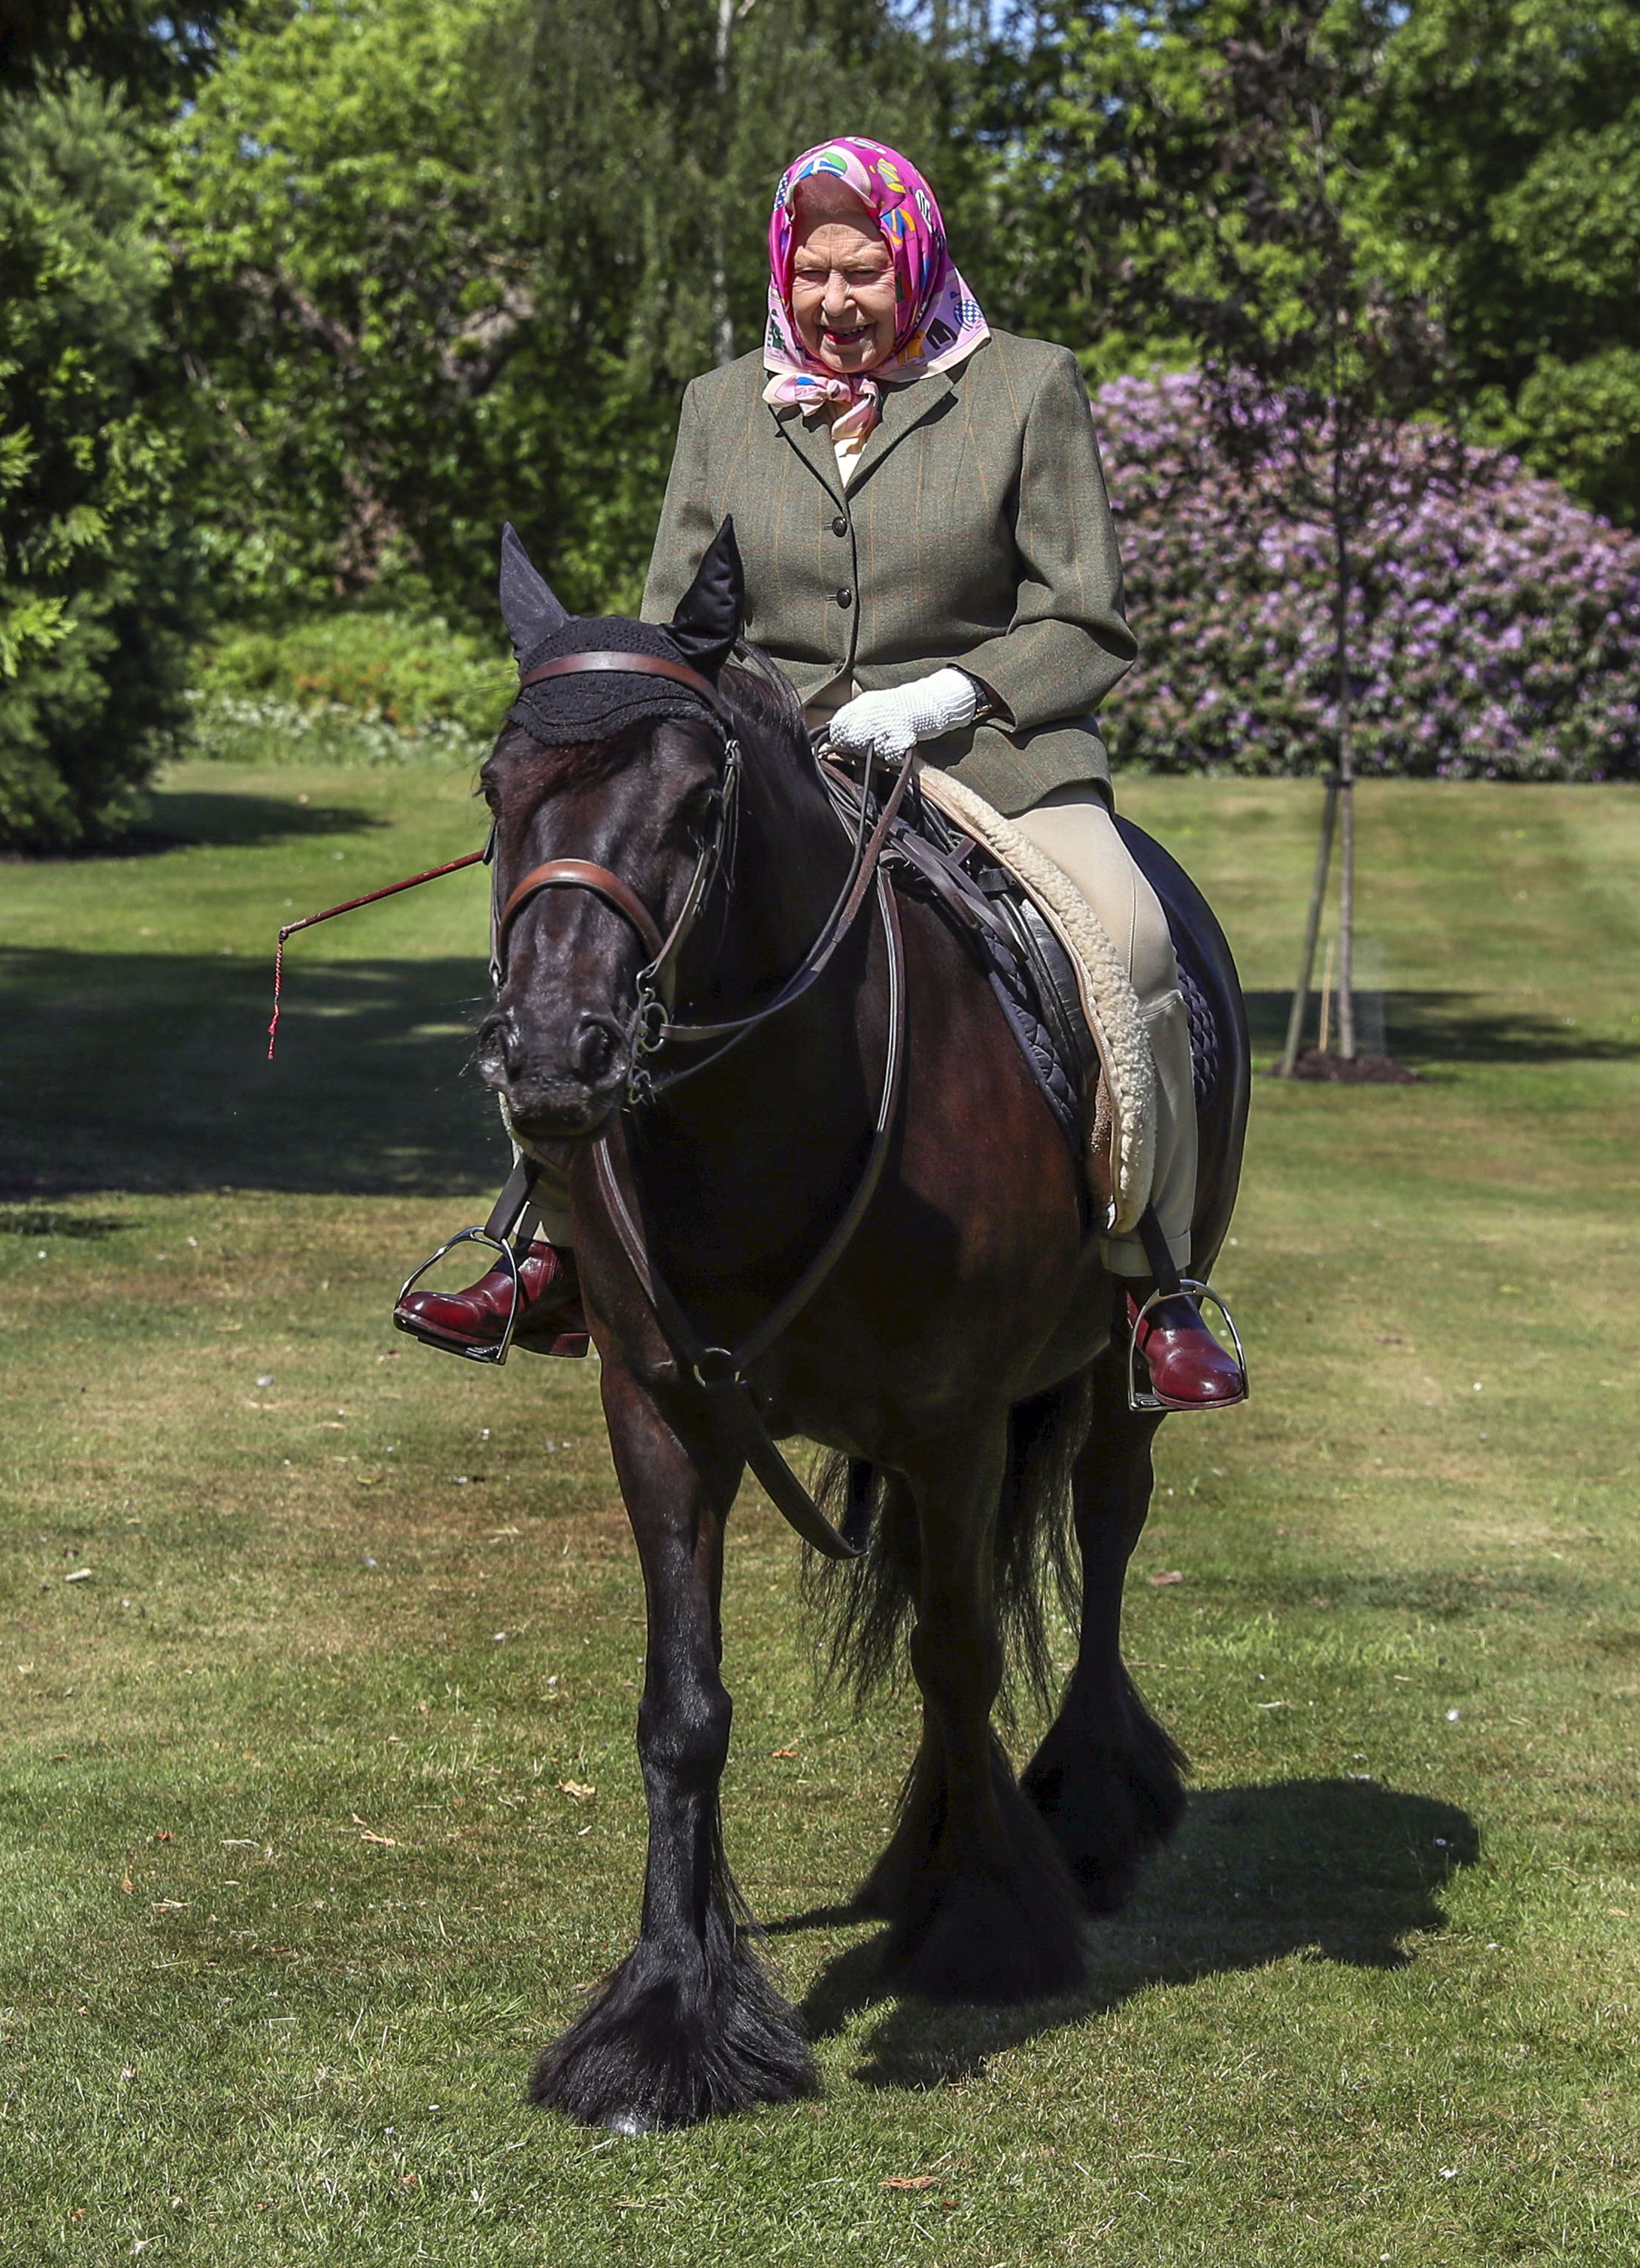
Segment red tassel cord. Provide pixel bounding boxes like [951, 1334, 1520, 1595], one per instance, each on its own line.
[267, 930, 286, 1059]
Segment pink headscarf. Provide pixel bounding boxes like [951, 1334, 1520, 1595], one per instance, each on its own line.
[762, 138, 989, 442]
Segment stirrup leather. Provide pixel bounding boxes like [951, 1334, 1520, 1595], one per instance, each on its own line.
[1126, 1278, 1249, 1415]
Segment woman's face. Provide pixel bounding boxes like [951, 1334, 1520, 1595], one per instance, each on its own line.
[789, 200, 897, 374]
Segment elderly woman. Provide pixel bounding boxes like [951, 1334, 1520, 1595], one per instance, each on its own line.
[400, 137, 1241, 1408]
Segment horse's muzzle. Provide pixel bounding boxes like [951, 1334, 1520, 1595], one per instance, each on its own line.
[477, 1005, 629, 1137]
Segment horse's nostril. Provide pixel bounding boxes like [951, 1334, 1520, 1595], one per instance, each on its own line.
[478, 1010, 522, 1081]
[570, 1013, 622, 1086]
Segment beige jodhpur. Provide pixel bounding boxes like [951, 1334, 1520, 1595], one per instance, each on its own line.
[1012, 786, 1197, 1277]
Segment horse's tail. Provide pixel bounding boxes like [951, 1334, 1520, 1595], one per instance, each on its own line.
[805, 1370, 1093, 1717]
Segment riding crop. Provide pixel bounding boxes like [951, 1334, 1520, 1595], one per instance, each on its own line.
[266, 842, 491, 1059]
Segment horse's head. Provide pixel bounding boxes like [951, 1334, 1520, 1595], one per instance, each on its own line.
[476, 521, 745, 1144]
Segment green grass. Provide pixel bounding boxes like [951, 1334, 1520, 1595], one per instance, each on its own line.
[2, 760, 1639, 2265]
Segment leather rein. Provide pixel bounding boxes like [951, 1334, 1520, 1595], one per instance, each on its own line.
[493, 649, 916, 1559]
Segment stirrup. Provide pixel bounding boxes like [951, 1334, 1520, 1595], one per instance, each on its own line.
[394, 1226, 525, 1367]
[1126, 1278, 1249, 1415]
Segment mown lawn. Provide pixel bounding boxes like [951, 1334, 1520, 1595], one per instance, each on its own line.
[2, 759, 1638, 2266]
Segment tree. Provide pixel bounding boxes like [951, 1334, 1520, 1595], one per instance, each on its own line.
[986, 0, 1640, 530]
[168, 0, 965, 625]
[1373, 0, 1640, 526]
[167, 0, 530, 620]
[1172, 2, 1470, 1069]
[1, 2, 239, 107]
[0, 75, 197, 850]
[998, 1, 1472, 1067]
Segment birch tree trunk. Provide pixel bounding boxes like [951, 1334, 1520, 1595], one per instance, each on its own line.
[1333, 431, 1357, 1061]
[711, 0, 737, 367]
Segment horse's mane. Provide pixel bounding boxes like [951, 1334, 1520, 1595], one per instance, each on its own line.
[719, 641, 812, 765]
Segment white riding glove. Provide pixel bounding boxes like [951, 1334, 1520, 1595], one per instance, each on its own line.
[827, 667, 980, 765]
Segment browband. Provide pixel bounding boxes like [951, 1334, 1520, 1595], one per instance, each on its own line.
[517, 649, 731, 724]
[497, 859, 667, 964]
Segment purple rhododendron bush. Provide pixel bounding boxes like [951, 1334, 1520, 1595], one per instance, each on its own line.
[1096, 372, 1640, 780]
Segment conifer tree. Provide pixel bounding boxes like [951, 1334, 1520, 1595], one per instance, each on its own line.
[0, 77, 195, 849]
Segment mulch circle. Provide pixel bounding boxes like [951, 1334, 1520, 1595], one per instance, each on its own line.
[1273, 1049, 1421, 1085]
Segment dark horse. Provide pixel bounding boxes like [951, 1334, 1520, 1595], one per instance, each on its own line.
[476, 524, 1247, 2131]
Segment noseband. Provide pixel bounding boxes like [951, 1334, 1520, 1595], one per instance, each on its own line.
[491, 651, 743, 1100]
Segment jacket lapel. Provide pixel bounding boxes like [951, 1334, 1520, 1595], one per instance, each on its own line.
[849, 368, 958, 490]
[769, 366, 960, 502]
[770, 401, 845, 506]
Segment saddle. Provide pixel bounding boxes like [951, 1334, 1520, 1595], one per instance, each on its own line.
[878, 781, 1097, 1145]
[821, 759, 1250, 1278]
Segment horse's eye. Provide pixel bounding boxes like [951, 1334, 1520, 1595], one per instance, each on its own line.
[681, 783, 720, 833]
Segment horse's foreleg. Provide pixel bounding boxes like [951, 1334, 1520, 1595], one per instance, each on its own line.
[863, 1426, 1088, 2003]
[1022, 1344, 1187, 1910]
[531, 1358, 813, 2130]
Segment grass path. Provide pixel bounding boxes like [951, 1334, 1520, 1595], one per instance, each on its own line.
[1, 763, 1637, 2264]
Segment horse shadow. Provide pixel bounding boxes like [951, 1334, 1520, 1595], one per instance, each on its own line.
[774, 1775, 1478, 2090]
[0, 1203, 130, 1240]
[0, 947, 502, 1199]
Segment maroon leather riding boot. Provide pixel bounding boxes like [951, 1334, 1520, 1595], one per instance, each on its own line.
[395, 1241, 588, 1358]
[1128, 1292, 1246, 1410]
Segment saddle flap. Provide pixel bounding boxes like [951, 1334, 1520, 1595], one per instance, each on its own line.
[912, 765, 1159, 1237]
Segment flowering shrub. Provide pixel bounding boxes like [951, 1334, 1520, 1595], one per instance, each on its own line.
[185, 689, 487, 768]
[1095, 372, 1640, 780]
[190, 610, 512, 765]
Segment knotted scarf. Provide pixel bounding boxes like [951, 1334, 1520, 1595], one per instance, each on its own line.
[761, 138, 988, 443]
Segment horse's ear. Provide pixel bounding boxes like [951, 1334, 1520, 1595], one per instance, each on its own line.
[499, 521, 570, 663]
[669, 517, 743, 677]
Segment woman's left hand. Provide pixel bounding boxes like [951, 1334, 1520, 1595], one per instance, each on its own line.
[828, 667, 979, 763]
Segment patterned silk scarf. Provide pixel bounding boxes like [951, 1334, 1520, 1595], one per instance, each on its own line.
[761, 138, 989, 443]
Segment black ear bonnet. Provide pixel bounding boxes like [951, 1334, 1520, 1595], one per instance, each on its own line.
[500, 519, 743, 749]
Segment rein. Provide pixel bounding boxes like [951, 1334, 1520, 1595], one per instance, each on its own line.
[587, 870, 906, 1561]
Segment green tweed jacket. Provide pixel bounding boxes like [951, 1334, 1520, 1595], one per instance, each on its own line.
[640, 329, 1137, 816]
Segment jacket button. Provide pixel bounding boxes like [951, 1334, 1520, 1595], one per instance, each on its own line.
[831, 514, 848, 537]
[836, 587, 853, 608]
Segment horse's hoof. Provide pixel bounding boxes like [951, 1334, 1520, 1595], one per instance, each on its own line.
[602, 2109, 659, 2137]
[884, 1821, 1092, 2006]
[531, 1933, 816, 2130]
[1023, 1693, 1188, 1913]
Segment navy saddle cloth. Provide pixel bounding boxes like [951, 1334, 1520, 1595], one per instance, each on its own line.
[822, 766, 1251, 1258]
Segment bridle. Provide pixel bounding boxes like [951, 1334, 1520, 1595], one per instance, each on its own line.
[272, 644, 914, 1563]
[490, 648, 913, 1110]
[492, 652, 746, 1107]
